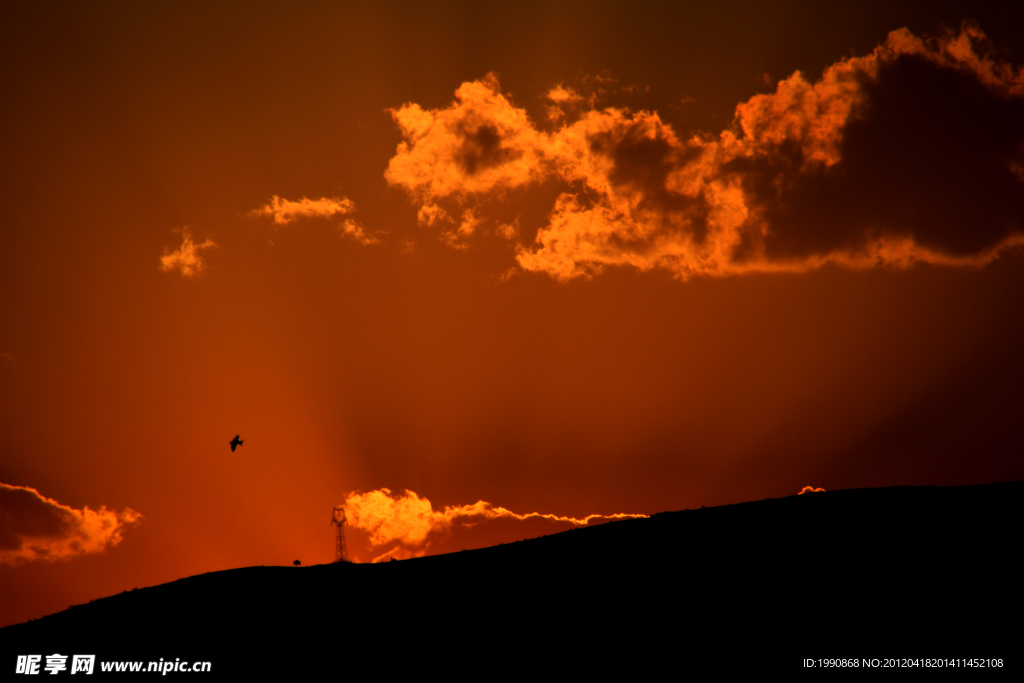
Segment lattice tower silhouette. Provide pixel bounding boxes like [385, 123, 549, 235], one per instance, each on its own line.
[331, 506, 349, 563]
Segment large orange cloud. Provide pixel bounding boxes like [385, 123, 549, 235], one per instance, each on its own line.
[0, 483, 141, 566]
[386, 74, 549, 202]
[385, 24, 1024, 280]
[344, 488, 646, 560]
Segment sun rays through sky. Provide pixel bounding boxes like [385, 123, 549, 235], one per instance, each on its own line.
[1, 0, 1023, 628]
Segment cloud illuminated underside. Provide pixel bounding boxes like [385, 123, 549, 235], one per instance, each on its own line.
[0, 483, 141, 566]
[385, 24, 1024, 280]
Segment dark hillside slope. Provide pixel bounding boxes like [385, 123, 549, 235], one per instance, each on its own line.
[3, 482, 1019, 674]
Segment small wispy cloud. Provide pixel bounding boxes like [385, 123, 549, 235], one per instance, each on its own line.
[340, 218, 381, 246]
[439, 208, 483, 249]
[159, 228, 215, 277]
[248, 195, 356, 225]
[249, 195, 381, 245]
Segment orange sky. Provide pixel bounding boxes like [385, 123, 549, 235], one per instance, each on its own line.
[2, 0, 1023, 628]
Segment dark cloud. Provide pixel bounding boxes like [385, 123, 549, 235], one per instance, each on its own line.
[459, 123, 524, 175]
[387, 25, 1024, 280]
[0, 483, 140, 565]
[740, 50, 1024, 262]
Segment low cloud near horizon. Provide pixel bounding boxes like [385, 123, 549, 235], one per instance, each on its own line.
[0, 483, 141, 566]
[385, 24, 1024, 280]
[344, 488, 646, 562]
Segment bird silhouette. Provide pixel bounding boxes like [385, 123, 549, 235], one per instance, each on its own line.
[230, 435, 243, 452]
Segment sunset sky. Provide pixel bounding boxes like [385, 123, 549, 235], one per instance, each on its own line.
[2, 0, 1023, 627]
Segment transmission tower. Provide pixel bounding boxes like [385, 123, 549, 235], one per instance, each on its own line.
[331, 506, 349, 563]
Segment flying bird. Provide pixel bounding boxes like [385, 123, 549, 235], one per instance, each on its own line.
[230, 435, 244, 452]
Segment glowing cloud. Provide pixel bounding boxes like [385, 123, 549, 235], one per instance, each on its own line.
[343, 488, 646, 556]
[159, 228, 215, 277]
[339, 219, 380, 246]
[385, 73, 549, 202]
[249, 195, 380, 245]
[545, 84, 584, 122]
[798, 486, 826, 495]
[249, 195, 356, 224]
[0, 483, 141, 565]
[371, 546, 423, 563]
[385, 24, 1024, 280]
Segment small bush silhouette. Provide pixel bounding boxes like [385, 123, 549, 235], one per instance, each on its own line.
[293, 560, 301, 566]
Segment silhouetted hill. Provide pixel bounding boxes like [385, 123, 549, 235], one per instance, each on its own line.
[3, 482, 1019, 675]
